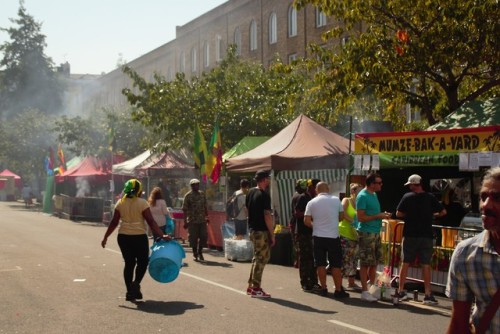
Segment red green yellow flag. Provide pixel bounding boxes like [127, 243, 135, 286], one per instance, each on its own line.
[209, 121, 223, 184]
[193, 124, 208, 181]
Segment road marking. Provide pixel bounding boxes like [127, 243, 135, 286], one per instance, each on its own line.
[328, 320, 380, 334]
[0, 266, 22, 272]
[73, 278, 86, 282]
[180, 271, 247, 295]
[105, 248, 121, 255]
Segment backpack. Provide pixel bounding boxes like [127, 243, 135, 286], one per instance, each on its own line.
[226, 192, 243, 219]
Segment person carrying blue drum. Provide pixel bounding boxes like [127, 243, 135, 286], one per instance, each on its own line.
[101, 179, 170, 302]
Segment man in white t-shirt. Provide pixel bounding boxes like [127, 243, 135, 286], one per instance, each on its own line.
[304, 182, 349, 299]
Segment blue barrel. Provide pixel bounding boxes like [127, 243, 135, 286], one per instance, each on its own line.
[148, 240, 186, 283]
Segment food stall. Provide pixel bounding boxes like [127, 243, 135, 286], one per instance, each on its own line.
[353, 125, 500, 290]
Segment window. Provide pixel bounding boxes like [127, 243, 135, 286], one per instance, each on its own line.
[203, 41, 210, 68]
[316, 8, 326, 27]
[191, 47, 197, 72]
[288, 53, 297, 64]
[216, 35, 223, 61]
[234, 27, 241, 55]
[250, 20, 257, 51]
[269, 12, 277, 44]
[167, 67, 173, 81]
[179, 51, 185, 72]
[288, 6, 297, 37]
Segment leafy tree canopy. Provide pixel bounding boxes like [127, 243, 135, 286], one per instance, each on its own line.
[122, 46, 314, 152]
[295, 0, 499, 125]
[0, 0, 63, 119]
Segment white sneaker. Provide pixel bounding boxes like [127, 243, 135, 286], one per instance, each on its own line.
[361, 291, 378, 302]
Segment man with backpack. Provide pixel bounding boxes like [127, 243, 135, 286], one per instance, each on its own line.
[228, 179, 250, 240]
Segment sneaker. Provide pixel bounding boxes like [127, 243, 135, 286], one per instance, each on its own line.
[333, 289, 350, 299]
[397, 291, 408, 301]
[125, 291, 136, 301]
[319, 288, 328, 297]
[311, 284, 323, 293]
[361, 291, 378, 302]
[423, 294, 438, 305]
[198, 253, 205, 261]
[347, 283, 361, 291]
[250, 288, 271, 298]
[246, 287, 253, 295]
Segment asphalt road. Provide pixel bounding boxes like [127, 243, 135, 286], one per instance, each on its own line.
[1, 201, 453, 334]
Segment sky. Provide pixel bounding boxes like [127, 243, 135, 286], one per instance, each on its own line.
[0, 0, 227, 74]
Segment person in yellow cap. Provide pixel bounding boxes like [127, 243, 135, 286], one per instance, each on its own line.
[101, 179, 170, 302]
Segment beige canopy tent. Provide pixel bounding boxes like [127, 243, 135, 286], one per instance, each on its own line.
[225, 113, 351, 172]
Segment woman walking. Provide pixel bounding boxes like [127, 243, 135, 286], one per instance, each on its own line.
[148, 186, 173, 238]
[101, 179, 169, 302]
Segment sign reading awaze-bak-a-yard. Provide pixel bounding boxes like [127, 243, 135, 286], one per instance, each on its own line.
[354, 126, 500, 167]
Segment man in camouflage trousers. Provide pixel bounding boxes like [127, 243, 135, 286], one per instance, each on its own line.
[245, 170, 275, 298]
[182, 179, 209, 261]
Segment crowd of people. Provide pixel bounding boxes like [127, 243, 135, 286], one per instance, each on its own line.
[100, 166, 499, 333]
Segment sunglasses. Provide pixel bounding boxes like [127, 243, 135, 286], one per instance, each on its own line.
[480, 192, 500, 203]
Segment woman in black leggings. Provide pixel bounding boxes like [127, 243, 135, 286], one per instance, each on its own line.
[101, 179, 170, 301]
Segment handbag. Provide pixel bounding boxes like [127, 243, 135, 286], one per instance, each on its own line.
[470, 288, 500, 334]
[164, 215, 175, 235]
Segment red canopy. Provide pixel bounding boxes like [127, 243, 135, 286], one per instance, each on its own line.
[55, 155, 125, 183]
[0, 169, 22, 187]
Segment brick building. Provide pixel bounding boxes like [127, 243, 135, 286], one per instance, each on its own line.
[82, 0, 358, 112]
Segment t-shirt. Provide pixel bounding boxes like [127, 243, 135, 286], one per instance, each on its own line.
[396, 191, 443, 238]
[150, 199, 170, 227]
[246, 187, 271, 231]
[356, 188, 382, 233]
[115, 197, 150, 235]
[304, 193, 342, 238]
[234, 189, 247, 221]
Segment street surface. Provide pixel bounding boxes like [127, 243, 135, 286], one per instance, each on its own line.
[1, 201, 452, 334]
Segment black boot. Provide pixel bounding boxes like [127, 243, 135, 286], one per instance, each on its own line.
[125, 282, 135, 301]
[192, 247, 198, 261]
[131, 282, 142, 300]
[198, 249, 205, 261]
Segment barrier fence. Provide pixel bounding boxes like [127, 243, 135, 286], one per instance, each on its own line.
[381, 220, 482, 293]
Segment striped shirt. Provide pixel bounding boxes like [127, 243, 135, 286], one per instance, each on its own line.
[446, 230, 500, 333]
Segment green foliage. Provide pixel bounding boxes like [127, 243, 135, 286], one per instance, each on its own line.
[0, 109, 56, 182]
[0, 1, 63, 119]
[295, 0, 500, 126]
[123, 46, 315, 152]
[53, 107, 151, 159]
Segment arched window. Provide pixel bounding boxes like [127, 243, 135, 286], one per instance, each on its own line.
[203, 41, 210, 68]
[166, 67, 172, 81]
[191, 47, 197, 72]
[216, 35, 223, 61]
[269, 12, 277, 44]
[250, 20, 257, 51]
[234, 27, 241, 55]
[316, 8, 327, 27]
[179, 51, 185, 72]
[288, 6, 297, 37]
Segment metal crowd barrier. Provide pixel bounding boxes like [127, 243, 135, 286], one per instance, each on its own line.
[380, 220, 482, 293]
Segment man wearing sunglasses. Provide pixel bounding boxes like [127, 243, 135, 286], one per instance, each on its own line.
[446, 167, 500, 333]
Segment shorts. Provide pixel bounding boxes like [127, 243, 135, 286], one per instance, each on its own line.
[401, 237, 433, 265]
[312, 236, 342, 268]
[357, 231, 382, 266]
[234, 219, 247, 236]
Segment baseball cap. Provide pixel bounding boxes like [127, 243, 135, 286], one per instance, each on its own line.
[254, 170, 271, 180]
[404, 174, 422, 186]
[190, 178, 200, 185]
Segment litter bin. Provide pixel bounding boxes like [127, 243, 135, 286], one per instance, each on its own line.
[270, 233, 293, 266]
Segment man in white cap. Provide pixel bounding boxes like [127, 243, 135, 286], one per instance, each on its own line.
[182, 178, 209, 261]
[396, 174, 446, 304]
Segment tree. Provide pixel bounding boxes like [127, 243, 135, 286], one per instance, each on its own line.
[0, 1, 63, 119]
[53, 107, 152, 159]
[122, 46, 313, 152]
[0, 109, 56, 185]
[295, 0, 500, 125]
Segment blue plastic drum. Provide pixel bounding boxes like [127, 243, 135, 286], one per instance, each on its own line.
[148, 240, 185, 283]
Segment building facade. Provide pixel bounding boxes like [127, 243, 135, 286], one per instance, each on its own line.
[82, 0, 357, 113]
